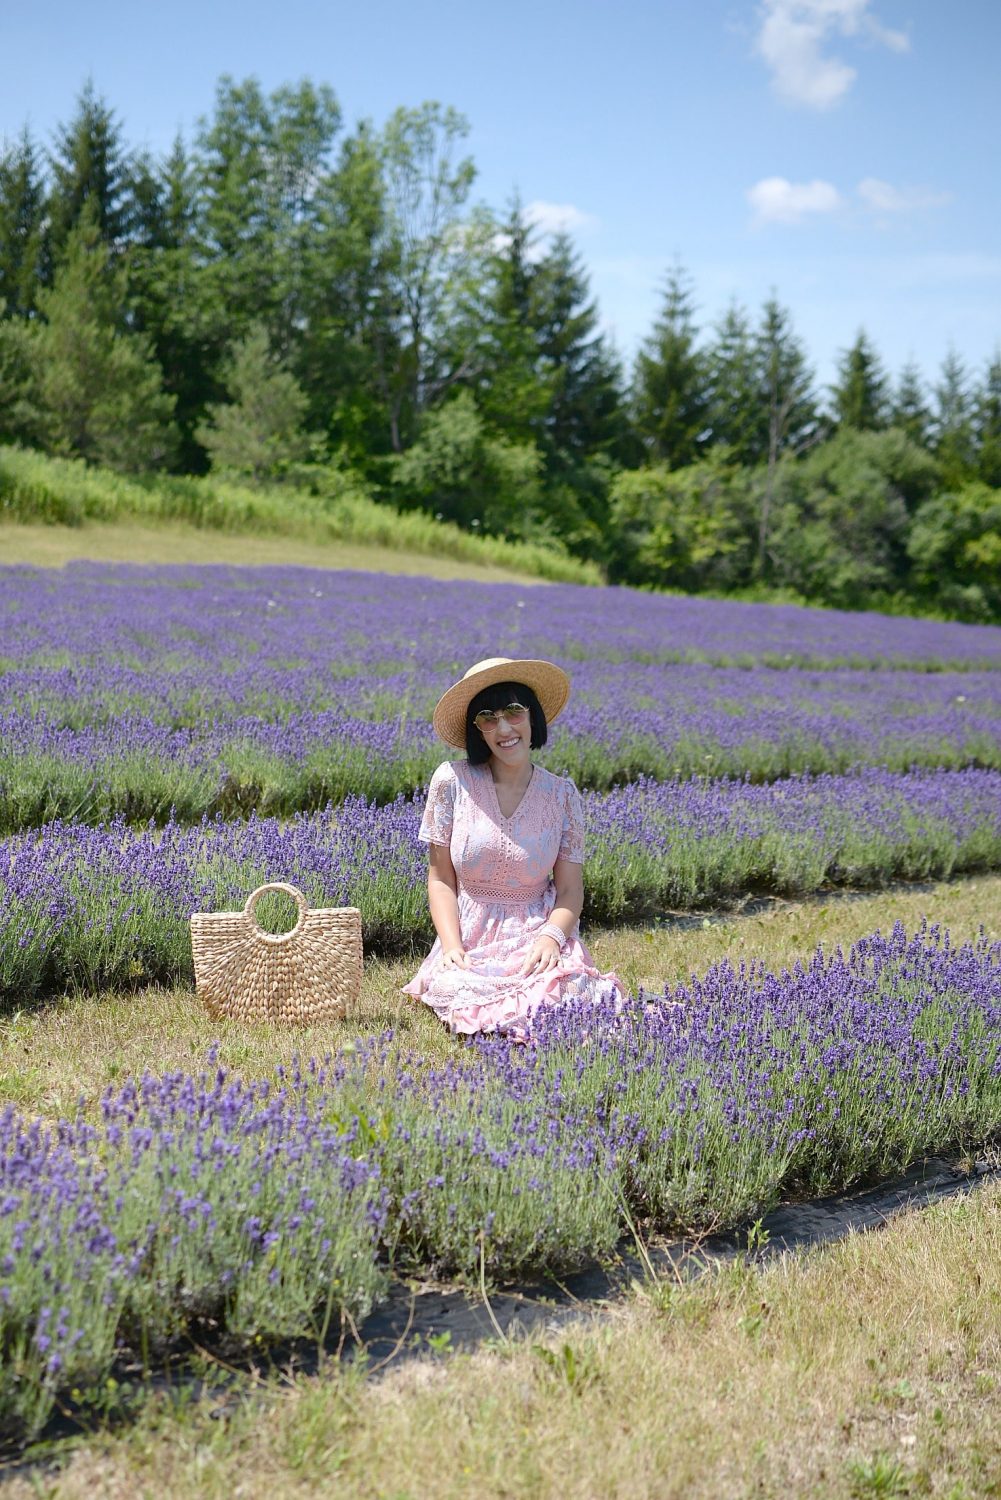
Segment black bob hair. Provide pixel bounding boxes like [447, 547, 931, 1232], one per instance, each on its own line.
[465, 681, 548, 764]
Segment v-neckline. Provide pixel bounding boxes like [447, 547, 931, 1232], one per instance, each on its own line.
[486, 763, 536, 822]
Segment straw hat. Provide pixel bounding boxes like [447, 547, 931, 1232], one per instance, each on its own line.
[432, 657, 571, 749]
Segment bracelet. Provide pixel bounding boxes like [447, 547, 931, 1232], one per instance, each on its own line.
[538, 922, 568, 951]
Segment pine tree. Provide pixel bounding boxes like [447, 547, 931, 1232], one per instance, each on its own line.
[31, 208, 176, 469]
[830, 329, 889, 431]
[0, 128, 48, 317]
[194, 324, 311, 481]
[754, 297, 818, 574]
[47, 80, 133, 261]
[633, 265, 711, 468]
[533, 231, 626, 466]
[474, 197, 552, 447]
[125, 133, 219, 470]
[890, 359, 932, 448]
[972, 352, 1001, 488]
[707, 301, 765, 462]
[934, 347, 976, 485]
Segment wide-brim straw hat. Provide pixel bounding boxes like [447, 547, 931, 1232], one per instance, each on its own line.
[432, 657, 571, 749]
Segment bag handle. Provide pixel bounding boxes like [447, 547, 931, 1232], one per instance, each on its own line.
[244, 883, 309, 944]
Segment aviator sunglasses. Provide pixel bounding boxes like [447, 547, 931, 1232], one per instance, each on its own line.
[473, 702, 529, 729]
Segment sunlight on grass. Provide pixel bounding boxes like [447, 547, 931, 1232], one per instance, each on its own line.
[7, 1175, 998, 1499]
[0, 520, 551, 584]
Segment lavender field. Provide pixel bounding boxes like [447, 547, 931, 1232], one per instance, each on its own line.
[3, 564, 1001, 828]
[3, 922, 1000, 1438]
[3, 559, 1001, 1443]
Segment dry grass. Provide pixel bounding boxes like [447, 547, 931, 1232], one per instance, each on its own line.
[3, 874, 1000, 1122]
[6, 1175, 1000, 1498]
[0, 521, 548, 584]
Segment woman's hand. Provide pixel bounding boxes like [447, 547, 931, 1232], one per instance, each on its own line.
[440, 945, 470, 970]
[517, 935, 561, 977]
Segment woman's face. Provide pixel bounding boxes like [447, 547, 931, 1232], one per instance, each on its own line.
[474, 699, 533, 769]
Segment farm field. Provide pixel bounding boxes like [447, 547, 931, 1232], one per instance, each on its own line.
[2, 558, 1001, 1471]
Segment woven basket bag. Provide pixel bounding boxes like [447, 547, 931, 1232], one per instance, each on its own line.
[190, 882, 362, 1024]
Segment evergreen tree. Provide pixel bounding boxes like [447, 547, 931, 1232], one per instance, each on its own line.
[125, 133, 221, 470]
[47, 80, 133, 261]
[474, 197, 552, 447]
[972, 353, 1001, 488]
[194, 324, 311, 481]
[0, 309, 40, 443]
[890, 359, 932, 448]
[754, 296, 818, 573]
[0, 129, 48, 317]
[830, 329, 889, 431]
[534, 232, 626, 465]
[633, 265, 711, 468]
[933, 347, 976, 485]
[706, 301, 765, 462]
[31, 209, 176, 469]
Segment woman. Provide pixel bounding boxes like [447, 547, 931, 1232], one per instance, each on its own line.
[403, 656, 625, 1037]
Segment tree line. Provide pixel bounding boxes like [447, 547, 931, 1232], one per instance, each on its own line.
[1, 78, 1000, 620]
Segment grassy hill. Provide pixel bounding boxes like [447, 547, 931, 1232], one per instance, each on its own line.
[0, 446, 600, 585]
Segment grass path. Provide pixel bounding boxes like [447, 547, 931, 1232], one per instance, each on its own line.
[0, 521, 551, 584]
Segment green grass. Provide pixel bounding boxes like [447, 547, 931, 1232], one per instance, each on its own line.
[0, 445, 601, 586]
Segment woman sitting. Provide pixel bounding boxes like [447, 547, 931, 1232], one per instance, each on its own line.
[403, 656, 625, 1037]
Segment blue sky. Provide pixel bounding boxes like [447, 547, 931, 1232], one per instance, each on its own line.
[3, 0, 999, 391]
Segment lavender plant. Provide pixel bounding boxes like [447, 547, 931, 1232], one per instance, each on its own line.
[3, 921, 999, 1443]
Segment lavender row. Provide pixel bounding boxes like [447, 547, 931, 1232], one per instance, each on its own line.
[3, 660, 999, 832]
[4, 766, 1001, 1005]
[4, 561, 1001, 673]
[4, 921, 1000, 1439]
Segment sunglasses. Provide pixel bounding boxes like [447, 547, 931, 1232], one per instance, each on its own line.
[473, 702, 529, 729]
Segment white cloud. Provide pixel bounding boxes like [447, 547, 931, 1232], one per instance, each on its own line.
[755, 0, 909, 109]
[747, 176, 845, 225]
[857, 177, 951, 215]
[524, 200, 599, 236]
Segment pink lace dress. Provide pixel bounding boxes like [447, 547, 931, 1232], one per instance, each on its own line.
[402, 759, 625, 1037]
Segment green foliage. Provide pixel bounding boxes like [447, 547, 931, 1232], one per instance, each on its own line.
[891, 359, 931, 448]
[973, 353, 1001, 488]
[46, 80, 134, 263]
[30, 213, 177, 471]
[633, 264, 711, 469]
[767, 429, 938, 608]
[0, 445, 600, 584]
[195, 325, 312, 482]
[933, 348, 977, 487]
[390, 388, 548, 538]
[830, 329, 889, 432]
[0, 128, 47, 316]
[607, 454, 754, 592]
[0, 309, 40, 445]
[0, 72, 997, 618]
[907, 480, 1001, 621]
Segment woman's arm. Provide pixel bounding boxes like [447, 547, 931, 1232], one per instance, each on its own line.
[428, 841, 469, 969]
[517, 857, 584, 976]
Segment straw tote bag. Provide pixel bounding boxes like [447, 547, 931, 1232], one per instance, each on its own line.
[190, 882, 362, 1023]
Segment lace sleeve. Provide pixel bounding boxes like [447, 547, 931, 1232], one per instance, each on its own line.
[558, 777, 585, 864]
[418, 762, 456, 846]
